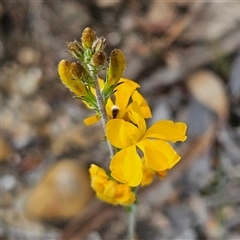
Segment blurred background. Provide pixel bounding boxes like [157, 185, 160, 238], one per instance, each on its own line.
[1, 1, 240, 239]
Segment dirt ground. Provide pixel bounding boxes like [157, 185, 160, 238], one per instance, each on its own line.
[1, 1, 240, 240]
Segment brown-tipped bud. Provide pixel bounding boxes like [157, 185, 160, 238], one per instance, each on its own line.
[106, 49, 126, 87]
[81, 27, 97, 49]
[58, 60, 87, 97]
[92, 36, 106, 53]
[68, 41, 83, 59]
[70, 62, 88, 81]
[91, 51, 107, 68]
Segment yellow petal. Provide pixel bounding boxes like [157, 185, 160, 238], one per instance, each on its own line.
[131, 91, 152, 118]
[96, 188, 118, 204]
[106, 119, 139, 148]
[137, 139, 181, 171]
[114, 78, 139, 108]
[110, 146, 142, 187]
[102, 180, 117, 198]
[96, 181, 135, 206]
[114, 184, 136, 205]
[89, 164, 136, 206]
[84, 115, 100, 126]
[145, 120, 187, 143]
[141, 159, 156, 186]
[89, 164, 108, 192]
[106, 97, 114, 110]
[128, 107, 146, 137]
[89, 164, 105, 175]
[105, 79, 140, 120]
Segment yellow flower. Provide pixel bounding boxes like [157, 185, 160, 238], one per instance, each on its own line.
[141, 158, 167, 186]
[106, 105, 187, 187]
[84, 78, 152, 125]
[89, 164, 136, 206]
[106, 79, 152, 120]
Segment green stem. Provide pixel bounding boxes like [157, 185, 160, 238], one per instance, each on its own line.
[92, 73, 115, 158]
[128, 203, 137, 240]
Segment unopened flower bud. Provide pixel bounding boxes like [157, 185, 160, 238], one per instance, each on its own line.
[106, 49, 126, 87]
[68, 40, 83, 59]
[58, 60, 87, 97]
[70, 62, 88, 81]
[91, 51, 107, 68]
[81, 27, 97, 49]
[92, 36, 106, 53]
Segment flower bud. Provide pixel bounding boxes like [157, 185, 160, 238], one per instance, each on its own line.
[67, 40, 83, 59]
[91, 51, 107, 68]
[58, 59, 72, 85]
[70, 62, 87, 81]
[106, 49, 126, 87]
[81, 27, 97, 49]
[92, 36, 106, 53]
[58, 60, 87, 97]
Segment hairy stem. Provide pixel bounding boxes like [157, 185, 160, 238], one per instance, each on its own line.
[92, 73, 115, 158]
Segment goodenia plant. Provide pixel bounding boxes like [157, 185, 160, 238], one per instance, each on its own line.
[58, 27, 187, 239]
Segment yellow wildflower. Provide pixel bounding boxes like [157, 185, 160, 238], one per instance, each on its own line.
[106, 105, 187, 187]
[106, 79, 152, 120]
[84, 78, 152, 125]
[89, 164, 136, 206]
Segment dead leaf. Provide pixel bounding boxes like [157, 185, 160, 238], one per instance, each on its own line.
[186, 70, 229, 121]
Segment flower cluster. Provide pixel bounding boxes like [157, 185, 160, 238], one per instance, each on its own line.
[58, 27, 187, 206]
[106, 103, 187, 187]
[89, 164, 135, 205]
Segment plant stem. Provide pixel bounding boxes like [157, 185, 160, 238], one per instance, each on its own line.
[128, 204, 137, 240]
[92, 73, 115, 158]
[90, 70, 136, 239]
